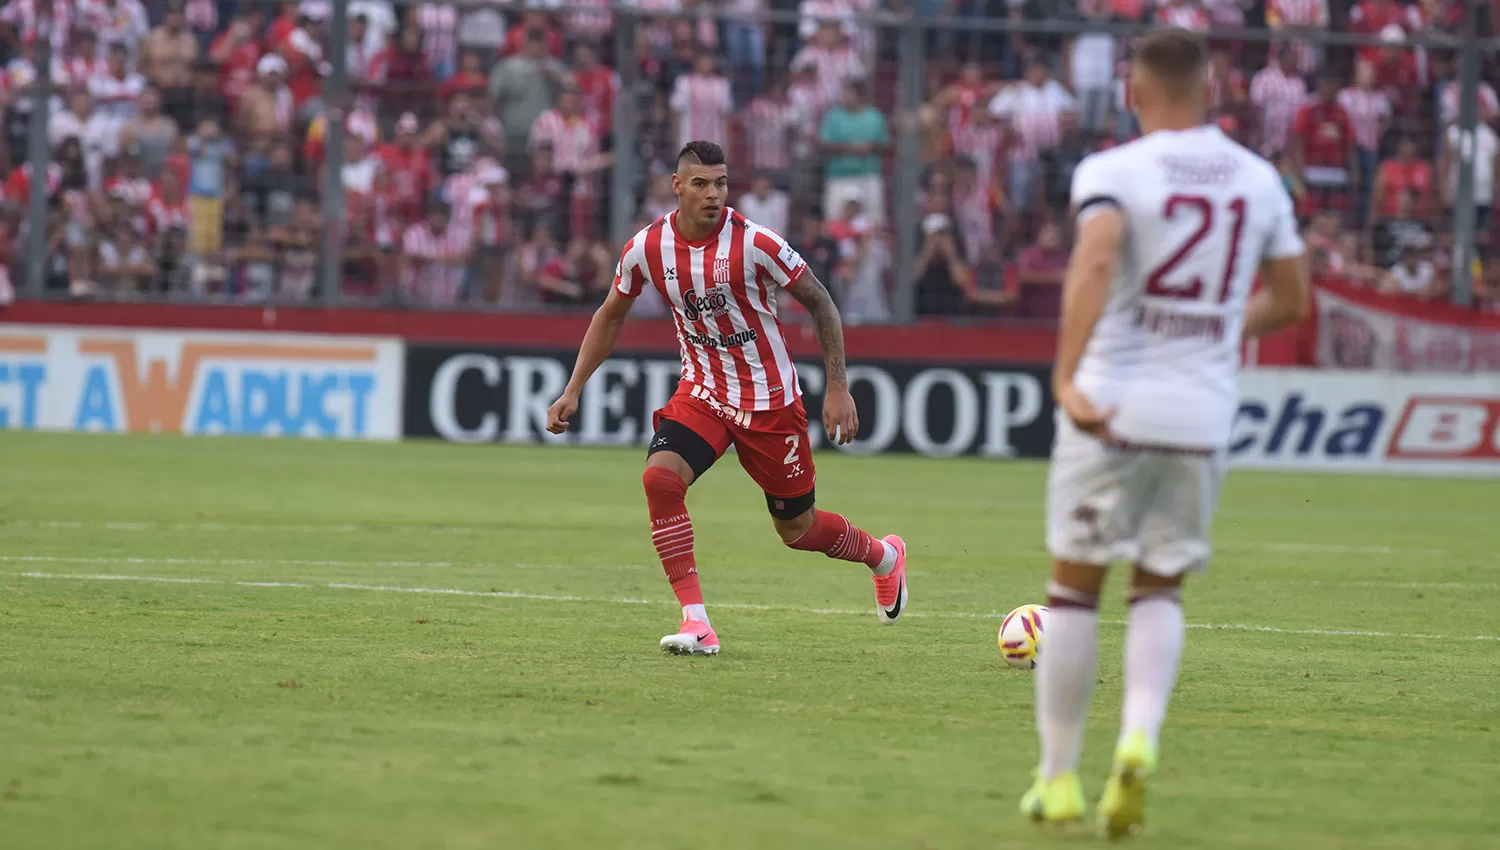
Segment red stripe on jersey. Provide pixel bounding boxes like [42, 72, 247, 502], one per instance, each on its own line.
[725, 219, 773, 410]
[751, 262, 793, 407]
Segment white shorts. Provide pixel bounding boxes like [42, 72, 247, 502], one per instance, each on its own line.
[1045, 418, 1228, 576]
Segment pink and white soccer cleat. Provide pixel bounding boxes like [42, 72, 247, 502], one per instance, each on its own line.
[659, 619, 720, 656]
[873, 534, 908, 625]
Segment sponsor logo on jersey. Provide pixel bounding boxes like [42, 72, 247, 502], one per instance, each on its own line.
[777, 241, 802, 270]
[683, 327, 759, 350]
[682, 285, 731, 323]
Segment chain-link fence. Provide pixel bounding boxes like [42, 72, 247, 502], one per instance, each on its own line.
[5, 0, 1499, 321]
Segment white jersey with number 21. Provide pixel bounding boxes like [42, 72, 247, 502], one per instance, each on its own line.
[1070, 125, 1304, 450]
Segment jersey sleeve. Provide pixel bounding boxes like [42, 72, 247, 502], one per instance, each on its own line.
[1069, 153, 1124, 226]
[613, 238, 647, 297]
[752, 228, 808, 288]
[1262, 180, 1306, 261]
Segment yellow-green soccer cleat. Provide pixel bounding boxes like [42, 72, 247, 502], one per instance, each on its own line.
[1097, 732, 1159, 840]
[1019, 770, 1086, 825]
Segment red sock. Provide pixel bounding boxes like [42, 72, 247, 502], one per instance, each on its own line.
[785, 509, 885, 570]
[642, 467, 702, 606]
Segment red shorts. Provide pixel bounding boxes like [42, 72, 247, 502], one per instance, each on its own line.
[651, 386, 816, 499]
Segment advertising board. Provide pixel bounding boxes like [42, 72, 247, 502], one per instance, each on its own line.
[0, 325, 404, 439]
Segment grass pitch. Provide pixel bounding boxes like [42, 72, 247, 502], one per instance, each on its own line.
[1, 433, 1497, 850]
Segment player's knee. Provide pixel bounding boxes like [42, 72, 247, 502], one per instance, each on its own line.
[773, 510, 815, 546]
[1130, 564, 1184, 605]
[642, 465, 688, 503]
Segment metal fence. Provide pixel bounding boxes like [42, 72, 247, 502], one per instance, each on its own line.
[6, 1, 1500, 322]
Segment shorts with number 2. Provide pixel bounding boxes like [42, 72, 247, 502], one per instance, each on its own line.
[652, 387, 816, 499]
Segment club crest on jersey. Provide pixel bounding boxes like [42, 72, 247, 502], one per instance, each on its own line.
[712, 258, 734, 284]
[683, 285, 731, 322]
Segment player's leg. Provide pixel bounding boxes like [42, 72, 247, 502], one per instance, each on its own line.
[643, 399, 732, 656]
[1025, 427, 1147, 823]
[734, 402, 907, 622]
[1098, 450, 1225, 839]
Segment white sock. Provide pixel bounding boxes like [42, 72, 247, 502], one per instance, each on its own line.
[871, 540, 897, 576]
[682, 604, 709, 627]
[1036, 605, 1099, 780]
[1120, 596, 1184, 750]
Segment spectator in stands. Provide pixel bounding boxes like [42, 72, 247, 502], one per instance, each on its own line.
[416, 2, 460, 80]
[1441, 117, 1500, 237]
[1014, 221, 1068, 319]
[1371, 137, 1435, 228]
[426, 91, 499, 179]
[1373, 189, 1434, 268]
[48, 90, 112, 190]
[373, 24, 434, 122]
[723, 0, 768, 103]
[670, 52, 733, 151]
[208, 8, 265, 117]
[398, 197, 469, 305]
[90, 42, 147, 141]
[116, 88, 179, 182]
[490, 27, 567, 171]
[739, 172, 789, 237]
[1380, 245, 1444, 299]
[988, 57, 1074, 215]
[1339, 59, 1392, 217]
[536, 235, 612, 305]
[530, 86, 607, 237]
[831, 212, 892, 325]
[1264, 0, 1328, 76]
[742, 79, 794, 186]
[96, 220, 156, 296]
[1207, 48, 1247, 123]
[141, 3, 200, 130]
[951, 156, 1000, 265]
[88, 0, 150, 62]
[1066, 0, 1118, 132]
[570, 44, 617, 134]
[913, 201, 970, 317]
[186, 115, 234, 283]
[792, 21, 865, 111]
[820, 80, 888, 226]
[512, 219, 560, 306]
[1291, 74, 1358, 213]
[438, 48, 490, 104]
[236, 55, 291, 147]
[1250, 45, 1306, 160]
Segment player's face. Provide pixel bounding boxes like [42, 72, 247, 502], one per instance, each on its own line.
[673, 163, 728, 227]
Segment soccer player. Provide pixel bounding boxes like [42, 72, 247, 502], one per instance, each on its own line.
[544, 140, 908, 656]
[1021, 29, 1310, 837]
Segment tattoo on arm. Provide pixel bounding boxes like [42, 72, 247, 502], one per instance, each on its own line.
[789, 272, 847, 386]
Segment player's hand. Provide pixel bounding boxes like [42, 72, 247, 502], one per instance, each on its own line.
[823, 384, 859, 446]
[545, 392, 579, 434]
[1056, 383, 1115, 440]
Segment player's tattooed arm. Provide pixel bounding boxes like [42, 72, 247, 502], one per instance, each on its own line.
[787, 272, 859, 445]
[787, 271, 847, 386]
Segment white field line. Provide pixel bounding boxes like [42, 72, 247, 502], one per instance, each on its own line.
[8, 569, 1499, 643]
[0, 555, 1489, 592]
[0, 520, 1453, 557]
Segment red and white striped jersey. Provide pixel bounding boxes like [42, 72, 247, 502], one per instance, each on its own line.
[949, 119, 1006, 195]
[743, 95, 795, 172]
[1248, 65, 1307, 156]
[87, 71, 146, 123]
[401, 222, 470, 305]
[615, 208, 808, 411]
[562, 0, 612, 40]
[1337, 86, 1391, 151]
[59, 56, 106, 87]
[789, 44, 865, 107]
[528, 109, 600, 174]
[669, 73, 733, 149]
[1264, 0, 1327, 73]
[1440, 81, 1499, 127]
[4, 0, 74, 54]
[417, 4, 458, 73]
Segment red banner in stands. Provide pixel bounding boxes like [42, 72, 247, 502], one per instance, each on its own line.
[1313, 280, 1500, 372]
[0, 301, 1057, 364]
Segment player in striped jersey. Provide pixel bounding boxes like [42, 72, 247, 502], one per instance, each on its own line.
[546, 141, 908, 656]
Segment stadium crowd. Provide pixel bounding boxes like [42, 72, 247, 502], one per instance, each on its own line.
[0, 0, 1497, 316]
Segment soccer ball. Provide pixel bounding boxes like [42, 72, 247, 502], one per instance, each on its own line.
[998, 604, 1048, 670]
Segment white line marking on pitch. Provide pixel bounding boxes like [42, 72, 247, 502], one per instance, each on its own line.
[9, 570, 1499, 644]
[0, 520, 1452, 557]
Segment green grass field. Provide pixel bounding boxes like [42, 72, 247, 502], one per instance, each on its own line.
[1, 432, 1497, 850]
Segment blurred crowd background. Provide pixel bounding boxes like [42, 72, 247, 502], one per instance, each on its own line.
[0, 0, 1497, 322]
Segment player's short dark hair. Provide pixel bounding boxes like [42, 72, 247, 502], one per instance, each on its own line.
[676, 141, 726, 171]
[1134, 28, 1208, 97]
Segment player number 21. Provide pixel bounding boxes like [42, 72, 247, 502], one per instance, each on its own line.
[1144, 194, 1248, 304]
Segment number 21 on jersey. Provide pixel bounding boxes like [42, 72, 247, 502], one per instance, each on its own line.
[1145, 194, 1248, 304]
